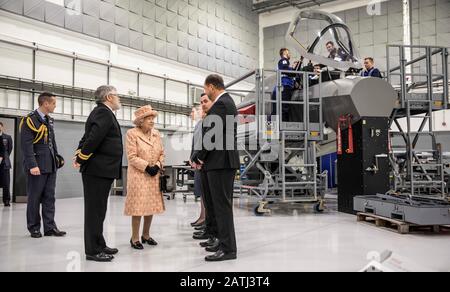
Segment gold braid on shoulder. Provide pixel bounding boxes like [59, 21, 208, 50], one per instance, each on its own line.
[20, 116, 49, 144]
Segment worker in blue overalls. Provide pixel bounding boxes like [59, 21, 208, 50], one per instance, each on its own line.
[272, 48, 300, 122]
[361, 57, 383, 78]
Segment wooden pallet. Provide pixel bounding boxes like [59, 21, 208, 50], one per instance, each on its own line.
[357, 212, 450, 234]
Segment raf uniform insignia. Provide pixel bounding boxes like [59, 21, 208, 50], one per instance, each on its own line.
[19, 112, 49, 144]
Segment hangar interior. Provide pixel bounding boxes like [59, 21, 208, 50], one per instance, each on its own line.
[0, 0, 449, 272]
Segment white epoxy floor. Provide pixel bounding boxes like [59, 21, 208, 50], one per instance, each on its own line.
[0, 195, 449, 272]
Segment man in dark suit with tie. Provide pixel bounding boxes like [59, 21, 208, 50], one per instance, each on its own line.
[0, 122, 13, 207]
[73, 85, 123, 263]
[191, 74, 240, 262]
[20, 92, 66, 238]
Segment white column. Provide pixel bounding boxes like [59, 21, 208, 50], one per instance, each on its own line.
[403, 0, 412, 78]
[259, 17, 264, 69]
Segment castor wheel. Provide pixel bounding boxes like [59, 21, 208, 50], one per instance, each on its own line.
[254, 201, 271, 216]
[314, 201, 325, 213]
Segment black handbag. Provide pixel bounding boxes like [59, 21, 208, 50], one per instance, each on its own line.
[159, 171, 169, 193]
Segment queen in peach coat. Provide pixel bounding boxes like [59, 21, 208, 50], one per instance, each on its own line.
[125, 105, 165, 249]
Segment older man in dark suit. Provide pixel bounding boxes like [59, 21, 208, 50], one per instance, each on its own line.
[74, 85, 123, 263]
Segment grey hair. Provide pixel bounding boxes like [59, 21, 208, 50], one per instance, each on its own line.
[134, 118, 144, 128]
[95, 85, 117, 104]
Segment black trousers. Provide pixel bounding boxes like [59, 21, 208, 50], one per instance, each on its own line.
[201, 170, 217, 238]
[26, 173, 57, 233]
[0, 168, 10, 203]
[203, 169, 237, 254]
[82, 174, 114, 256]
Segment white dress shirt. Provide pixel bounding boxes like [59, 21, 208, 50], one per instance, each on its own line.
[212, 91, 228, 105]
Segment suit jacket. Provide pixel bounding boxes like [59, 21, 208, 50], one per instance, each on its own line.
[76, 103, 123, 179]
[0, 134, 13, 170]
[190, 121, 203, 161]
[20, 111, 59, 174]
[0, 136, 4, 168]
[192, 93, 240, 171]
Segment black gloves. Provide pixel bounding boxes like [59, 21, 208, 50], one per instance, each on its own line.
[146, 165, 160, 177]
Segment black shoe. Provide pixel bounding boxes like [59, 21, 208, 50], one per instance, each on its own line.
[44, 229, 67, 237]
[103, 247, 119, 255]
[205, 243, 220, 253]
[30, 231, 42, 238]
[193, 230, 207, 236]
[141, 236, 158, 246]
[195, 225, 206, 231]
[193, 232, 209, 240]
[192, 221, 205, 228]
[86, 253, 114, 262]
[4, 201, 10, 207]
[200, 237, 218, 248]
[205, 250, 237, 262]
[130, 239, 144, 250]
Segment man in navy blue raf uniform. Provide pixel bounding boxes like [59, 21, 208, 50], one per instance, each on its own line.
[361, 57, 383, 78]
[0, 122, 13, 207]
[274, 48, 300, 121]
[20, 92, 66, 238]
[73, 85, 123, 263]
[0, 134, 5, 206]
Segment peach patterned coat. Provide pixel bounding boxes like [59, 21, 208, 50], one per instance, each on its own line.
[124, 127, 165, 216]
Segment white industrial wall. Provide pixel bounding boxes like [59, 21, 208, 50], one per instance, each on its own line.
[0, 7, 228, 198]
[0, 10, 253, 130]
[411, 0, 450, 49]
[0, 0, 260, 78]
[334, 0, 404, 73]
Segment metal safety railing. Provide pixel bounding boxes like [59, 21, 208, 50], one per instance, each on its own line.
[233, 68, 327, 213]
[387, 44, 449, 109]
[387, 44, 449, 199]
